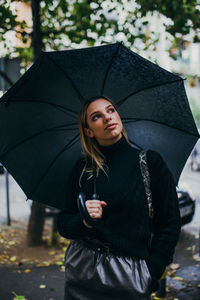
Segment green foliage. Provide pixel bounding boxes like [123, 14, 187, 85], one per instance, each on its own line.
[0, 0, 157, 63]
[136, 0, 200, 60]
[0, 0, 200, 64]
[0, 0, 28, 49]
[136, 0, 200, 38]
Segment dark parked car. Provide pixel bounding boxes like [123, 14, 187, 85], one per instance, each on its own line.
[177, 187, 196, 226]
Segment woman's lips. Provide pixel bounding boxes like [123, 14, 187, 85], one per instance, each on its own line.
[105, 124, 117, 130]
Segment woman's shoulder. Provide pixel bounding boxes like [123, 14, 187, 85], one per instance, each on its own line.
[146, 149, 173, 180]
[128, 146, 163, 166]
[146, 149, 163, 165]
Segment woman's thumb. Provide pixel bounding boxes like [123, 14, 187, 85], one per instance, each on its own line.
[100, 201, 107, 207]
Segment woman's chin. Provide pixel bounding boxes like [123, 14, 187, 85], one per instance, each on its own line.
[106, 131, 122, 140]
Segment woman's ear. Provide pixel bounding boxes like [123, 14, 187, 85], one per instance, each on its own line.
[84, 127, 95, 138]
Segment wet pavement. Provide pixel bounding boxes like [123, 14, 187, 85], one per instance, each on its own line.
[0, 228, 199, 300]
[166, 229, 200, 299]
[0, 265, 65, 300]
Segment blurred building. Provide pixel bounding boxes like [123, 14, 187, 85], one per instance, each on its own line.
[0, 1, 32, 95]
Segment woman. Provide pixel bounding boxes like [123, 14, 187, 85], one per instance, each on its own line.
[57, 96, 181, 300]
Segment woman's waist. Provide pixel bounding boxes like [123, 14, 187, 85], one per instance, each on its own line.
[78, 235, 149, 258]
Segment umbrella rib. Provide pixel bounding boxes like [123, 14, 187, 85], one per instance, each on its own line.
[44, 52, 85, 104]
[27, 133, 80, 199]
[122, 118, 200, 138]
[116, 78, 184, 107]
[101, 42, 121, 95]
[3, 99, 78, 118]
[0, 123, 78, 160]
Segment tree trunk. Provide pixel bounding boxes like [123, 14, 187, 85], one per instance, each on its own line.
[27, 201, 46, 246]
[31, 0, 43, 61]
[27, 0, 45, 246]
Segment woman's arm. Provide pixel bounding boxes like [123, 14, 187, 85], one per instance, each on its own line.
[57, 160, 93, 240]
[146, 150, 181, 280]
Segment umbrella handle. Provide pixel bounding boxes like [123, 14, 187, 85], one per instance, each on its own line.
[77, 192, 100, 226]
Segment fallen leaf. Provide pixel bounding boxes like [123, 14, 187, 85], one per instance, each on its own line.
[8, 241, 15, 245]
[10, 256, 17, 262]
[21, 259, 29, 263]
[152, 295, 165, 300]
[56, 261, 63, 266]
[173, 276, 185, 282]
[48, 251, 56, 255]
[170, 263, 180, 270]
[39, 285, 46, 289]
[42, 261, 50, 266]
[186, 246, 192, 250]
[12, 291, 27, 300]
[192, 254, 200, 262]
[167, 270, 177, 277]
[24, 269, 31, 273]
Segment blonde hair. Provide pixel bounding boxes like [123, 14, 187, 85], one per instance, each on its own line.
[78, 96, 130, 177]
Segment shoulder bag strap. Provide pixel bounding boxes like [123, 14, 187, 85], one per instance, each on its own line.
[139, 150, 154, 219]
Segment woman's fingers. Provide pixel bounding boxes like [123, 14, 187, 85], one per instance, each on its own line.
[85, 200, 107, 219]
[100, 201, 107, 207]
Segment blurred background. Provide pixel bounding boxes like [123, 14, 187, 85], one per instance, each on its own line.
[0, 1, 200, 300]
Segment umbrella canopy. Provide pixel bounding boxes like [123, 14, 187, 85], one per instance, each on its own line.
[0, 43, 199, 209]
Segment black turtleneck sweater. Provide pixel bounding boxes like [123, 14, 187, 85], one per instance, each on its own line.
[57, 135, 181, 280]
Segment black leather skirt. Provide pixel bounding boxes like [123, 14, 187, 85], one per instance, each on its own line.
[64, 239, 152, 300]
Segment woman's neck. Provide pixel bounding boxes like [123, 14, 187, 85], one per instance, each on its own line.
[97, 134, 129, 157]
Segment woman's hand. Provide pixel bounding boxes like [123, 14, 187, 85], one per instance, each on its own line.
[83, 200, 107, 228]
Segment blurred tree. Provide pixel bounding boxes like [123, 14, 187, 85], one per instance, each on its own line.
[1, 0, 200, 245]
[1, 1, 200, 64]
[136, 0, 200, 59]
[136, 0, 200, 41]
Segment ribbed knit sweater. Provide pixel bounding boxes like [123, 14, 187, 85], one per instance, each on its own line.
[57, 135, 181, 281]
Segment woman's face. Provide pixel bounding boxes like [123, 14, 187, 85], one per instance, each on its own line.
[84, 98, 123, 146]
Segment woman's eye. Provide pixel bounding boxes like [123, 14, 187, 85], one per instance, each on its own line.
[92, 114, 100, 121]
[108, 108, 115, 113]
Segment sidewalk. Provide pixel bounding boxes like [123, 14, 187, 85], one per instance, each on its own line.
[0, 265, 65, 300]
[0, 223, 200, 300]
[166, 229, 200, 300]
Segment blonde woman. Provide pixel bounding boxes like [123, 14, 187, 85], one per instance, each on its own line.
[57, 96, 181, 300]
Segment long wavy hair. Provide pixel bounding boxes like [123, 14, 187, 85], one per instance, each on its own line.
[78, 96, 130, 177]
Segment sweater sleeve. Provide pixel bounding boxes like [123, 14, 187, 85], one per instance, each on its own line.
[57, 159, 93, 240]
[146, 150, 181, 280]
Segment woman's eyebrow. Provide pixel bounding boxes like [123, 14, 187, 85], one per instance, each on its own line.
[89, 105, 113, 118]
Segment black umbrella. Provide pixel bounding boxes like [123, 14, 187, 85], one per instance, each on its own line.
[0, 43, 199, 209]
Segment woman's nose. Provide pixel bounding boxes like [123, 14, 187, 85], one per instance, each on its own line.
[104, 114, 112, 123]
